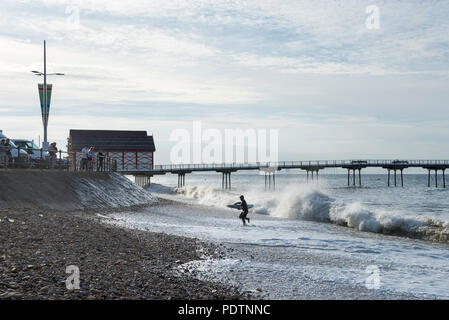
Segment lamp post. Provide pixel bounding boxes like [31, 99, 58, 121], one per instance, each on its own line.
[31, 40, 64, 150]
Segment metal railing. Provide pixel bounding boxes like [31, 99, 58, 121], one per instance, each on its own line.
[152, 159, 449, 172]
[0, 146, 120, 172]
[0, 146, 69, 169]
[3, 150, 448, 173]
[68, 151, 116, 173]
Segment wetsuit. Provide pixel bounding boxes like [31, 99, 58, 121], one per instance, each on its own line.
[240, 199, 250, 225]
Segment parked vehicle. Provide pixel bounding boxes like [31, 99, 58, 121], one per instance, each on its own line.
[12, 139, 49, 161]
[392, 160, 409, 165]
[0, 132, 30, 165]
[351, 160, 368, 165]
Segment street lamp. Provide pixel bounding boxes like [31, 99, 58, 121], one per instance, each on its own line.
[31, 40, 64, 150]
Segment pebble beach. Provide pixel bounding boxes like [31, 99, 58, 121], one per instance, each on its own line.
[0, 207, 248, 300]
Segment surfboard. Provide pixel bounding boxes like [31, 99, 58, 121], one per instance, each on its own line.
[227, 202, 254, 210]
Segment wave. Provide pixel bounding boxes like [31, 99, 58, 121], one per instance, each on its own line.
[152, 183, 449, 243]
[146, 183, 177, 195]
[329, 203, 449, 241]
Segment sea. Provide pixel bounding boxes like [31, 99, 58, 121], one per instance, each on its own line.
[104, 172, 449, 299]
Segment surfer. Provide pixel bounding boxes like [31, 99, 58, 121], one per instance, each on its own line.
[239, 195, 250, 225]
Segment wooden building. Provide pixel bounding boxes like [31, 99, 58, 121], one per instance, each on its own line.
[68, 130, 155, 172]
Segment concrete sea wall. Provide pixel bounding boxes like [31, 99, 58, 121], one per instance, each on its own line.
[0, 170, 155, 211]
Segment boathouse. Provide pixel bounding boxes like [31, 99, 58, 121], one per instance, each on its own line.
[68, 129, 155, 172]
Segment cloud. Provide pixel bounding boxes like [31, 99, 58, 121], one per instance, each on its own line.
[0, 0, 448, 161]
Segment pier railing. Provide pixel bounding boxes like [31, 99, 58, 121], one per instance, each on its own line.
[152, 160, 449, 172]
[2, 148, 449, 177]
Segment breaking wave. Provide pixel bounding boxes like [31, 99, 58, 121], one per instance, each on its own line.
[152, 183, 449, 243]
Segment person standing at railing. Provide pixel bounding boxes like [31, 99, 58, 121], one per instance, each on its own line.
[88, 147, 95, 171]
[0, 139, 6, 167]
[48, 142, 58, 169]
[81, 145, 89, 171]
[2, 139, 13, 167]
[97, 150, 105, 172]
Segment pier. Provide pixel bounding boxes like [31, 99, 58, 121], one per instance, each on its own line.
[3, 150, 448, 190]
[124, 160, 449, 189]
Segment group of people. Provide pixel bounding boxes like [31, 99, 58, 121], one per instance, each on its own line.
[0, 139, 59, 168]
[0, 138, 13, 167]
[80, 146, 105, 171]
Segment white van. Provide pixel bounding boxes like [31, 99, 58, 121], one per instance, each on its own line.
[12, 139, 49, 161]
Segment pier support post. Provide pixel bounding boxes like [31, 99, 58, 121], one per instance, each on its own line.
[177, 173, 186, 188]
[225, 173, 228, 189]
[265, 172, 276, 190]
[262, 169, 276, 190]
[387, 169, 390, 186]
[424, 168, 446, 188]
[345, 168, 362, 187]
[443, 169, 446, 188]
[384, 167, 407, 187]
[266, 172, 269, 190]
[394, 170, 397, 187]
[435, 170, 438, 188]
[135, 175, 150, 188]
[267, 173, 269, 190]
[221, 172, 231, 190]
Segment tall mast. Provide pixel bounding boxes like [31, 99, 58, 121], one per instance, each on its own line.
[43, 40, 47, 147]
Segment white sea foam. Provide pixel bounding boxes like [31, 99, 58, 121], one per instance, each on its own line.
[329, 202, 430, 234]
[114, 178, 449, 299]
[150, 183, 449, 241]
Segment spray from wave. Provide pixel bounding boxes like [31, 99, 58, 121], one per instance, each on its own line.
[329, 202, 449, 241]
[150, 183, 449, 243]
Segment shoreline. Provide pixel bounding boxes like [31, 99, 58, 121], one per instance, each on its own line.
[0, 205, 250, 300]
[2, 193, 447, 300]
[105, 195, 445, 300]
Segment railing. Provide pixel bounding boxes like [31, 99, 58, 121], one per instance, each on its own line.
[0, 146, 70, 170]
[3, 149, 448, 173]
[152, 160, 449, 172]
[0, 146, 117, 172]
[68, 151, 113, 172]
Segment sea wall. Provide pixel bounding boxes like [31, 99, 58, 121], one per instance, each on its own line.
[0, 170, 155, 211]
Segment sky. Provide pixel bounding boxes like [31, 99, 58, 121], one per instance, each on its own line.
[0, 0, 448, 164]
